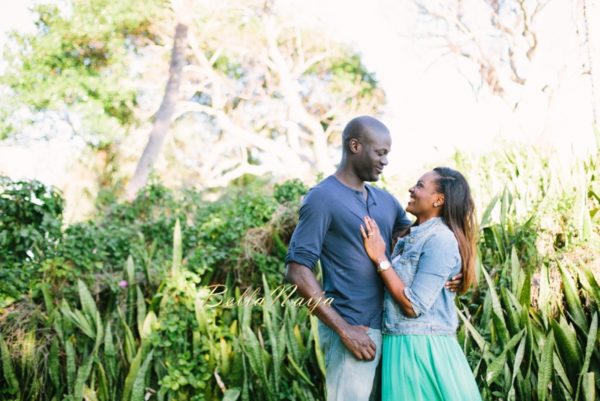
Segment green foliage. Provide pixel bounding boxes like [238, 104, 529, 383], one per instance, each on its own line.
[0, 219, 324, 401]
[452, 143, 600, 401]
[0, 0, 166, 142]
[328, 53, 379, 97]
[273, 179, 308, 204]
[0, 177, 64, 306]
[0, 178, 305, 308]
[151, 267, 213, 400]
[1, 142, 598, 400]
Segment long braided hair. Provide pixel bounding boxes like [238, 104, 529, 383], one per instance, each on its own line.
[433, 167, 477, 293]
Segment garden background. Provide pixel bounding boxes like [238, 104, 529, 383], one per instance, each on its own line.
[0, 0, 599, 400]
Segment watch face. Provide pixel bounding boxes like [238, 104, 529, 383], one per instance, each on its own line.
[378, 261, 391, 272]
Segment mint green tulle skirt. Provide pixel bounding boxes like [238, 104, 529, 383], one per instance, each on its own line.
[382, 335, 482, 401]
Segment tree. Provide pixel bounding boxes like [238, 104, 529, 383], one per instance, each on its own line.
[126, 0, 189, 199]
[133, 0, 383, 191]
[412, 0, 550, 101]
[0, 0, 167, 143]
[2, 0, 384, 199]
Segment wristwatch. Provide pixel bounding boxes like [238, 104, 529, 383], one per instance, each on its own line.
[377, 259, 391, 273]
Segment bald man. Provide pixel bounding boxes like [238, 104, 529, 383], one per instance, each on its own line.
[285, 116, 410, 401]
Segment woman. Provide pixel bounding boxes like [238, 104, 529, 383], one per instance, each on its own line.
[360, 167, 481, 401]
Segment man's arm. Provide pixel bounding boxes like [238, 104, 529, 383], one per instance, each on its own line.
[285, 262, 376, 361]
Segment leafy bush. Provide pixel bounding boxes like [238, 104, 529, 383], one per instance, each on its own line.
[0, 178, 63, 305]
[1, 144, 598, 400]
[0, 178, 307, 308]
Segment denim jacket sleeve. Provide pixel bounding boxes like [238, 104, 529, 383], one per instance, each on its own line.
[403, 231, 460, 317]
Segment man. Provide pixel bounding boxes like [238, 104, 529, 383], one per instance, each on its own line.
[285, 116, 460, 401]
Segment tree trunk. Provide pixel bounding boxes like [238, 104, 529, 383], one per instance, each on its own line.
[125, 22, 188, 200]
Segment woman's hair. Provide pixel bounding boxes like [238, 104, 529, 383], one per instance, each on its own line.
[433, 167, 477, 293]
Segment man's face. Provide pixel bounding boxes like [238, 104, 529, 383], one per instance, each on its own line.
[354, 130, 391, 182]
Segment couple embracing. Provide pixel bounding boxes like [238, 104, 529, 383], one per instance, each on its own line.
[285, 116, 482, 401]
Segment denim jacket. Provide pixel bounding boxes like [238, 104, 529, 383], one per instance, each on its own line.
[382, 217, 461, 336]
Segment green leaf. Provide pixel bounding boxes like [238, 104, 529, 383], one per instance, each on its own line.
[538, 263, 551, 322]
[486, 330, 524, 385]
[552, 351, 574, 394]
[482, 267, 510, 343]
[49, 337, 61, 391]
[241, 326, 270, 395]
[310, 315, 326, 377]
[552, 316, 583, 383]
[131, 350, 153, 401]
[136, 286, 146, 336]
[500, 287, 521, 335]
[126, 256, 135, 284]
[286, 354, 315, 388]
[118, 307, 136, 364]
[66, 339, 77, 395]
[537, 332, 554, 401]
[0, 333, 20, 395]
[481, 192, 500, 227]
[122, 345, 145, 401]
[509, 336, 526, 395]
[93, 310, 104, 353]
[457, 307, 487, 352]
[171, 219, 182, 274]
[557, 263, 587, 331]
[222, 388, 241, 401]
[61, 299, 95, 339]
[582, 372, 595, 401]
[486, 352, 506, 385]
[73, 355, 94, 401]
[575, 313, 598, 401]
[96, 362, 110, 401]
[104, 322, 117, 382]
[77, 279, 99, 325]
[510, 247, 521, 296]
[579, 264, 600, 304]
[220, 337, 231, 375]
[140, 311, 156, 340]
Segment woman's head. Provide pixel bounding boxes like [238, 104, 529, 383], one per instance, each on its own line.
[406, 171, 445, 220]
[407, 167, 477, 293]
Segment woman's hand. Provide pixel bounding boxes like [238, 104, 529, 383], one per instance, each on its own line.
[360, 216, 387, 264]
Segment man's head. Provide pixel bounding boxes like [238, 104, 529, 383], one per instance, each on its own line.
[341, 116, 391, 182]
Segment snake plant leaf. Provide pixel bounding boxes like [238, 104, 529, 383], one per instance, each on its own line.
[575, 312, 598, 401]
[557, 262, 587, 331]
[537, 332, 554, 401]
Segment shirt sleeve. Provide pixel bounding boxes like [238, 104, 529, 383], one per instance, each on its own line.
[285, 188, 331, 270]
[403, 232, 460, 317]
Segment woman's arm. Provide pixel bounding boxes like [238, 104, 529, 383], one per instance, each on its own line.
[360, 217, 417, 317]
[361, 216, 460, 318]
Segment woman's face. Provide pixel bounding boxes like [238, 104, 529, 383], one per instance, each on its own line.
[406, 171, 444, 218]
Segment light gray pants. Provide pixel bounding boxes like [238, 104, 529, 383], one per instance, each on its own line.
[318, 321, 382, 401]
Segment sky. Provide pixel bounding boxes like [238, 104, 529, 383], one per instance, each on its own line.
[0, 0, 598, 204]
[290, 0, 599, 175]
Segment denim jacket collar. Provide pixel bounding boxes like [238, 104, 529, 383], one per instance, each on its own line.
[409, 217, 443, 238]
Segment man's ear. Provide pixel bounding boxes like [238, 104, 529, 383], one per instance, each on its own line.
[349, 138, 361, 154]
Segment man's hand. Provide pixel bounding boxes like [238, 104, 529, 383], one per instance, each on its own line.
[286, 263, 376, 360]
[445, 272, 464, 292]
[339, 324, 376, 361]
